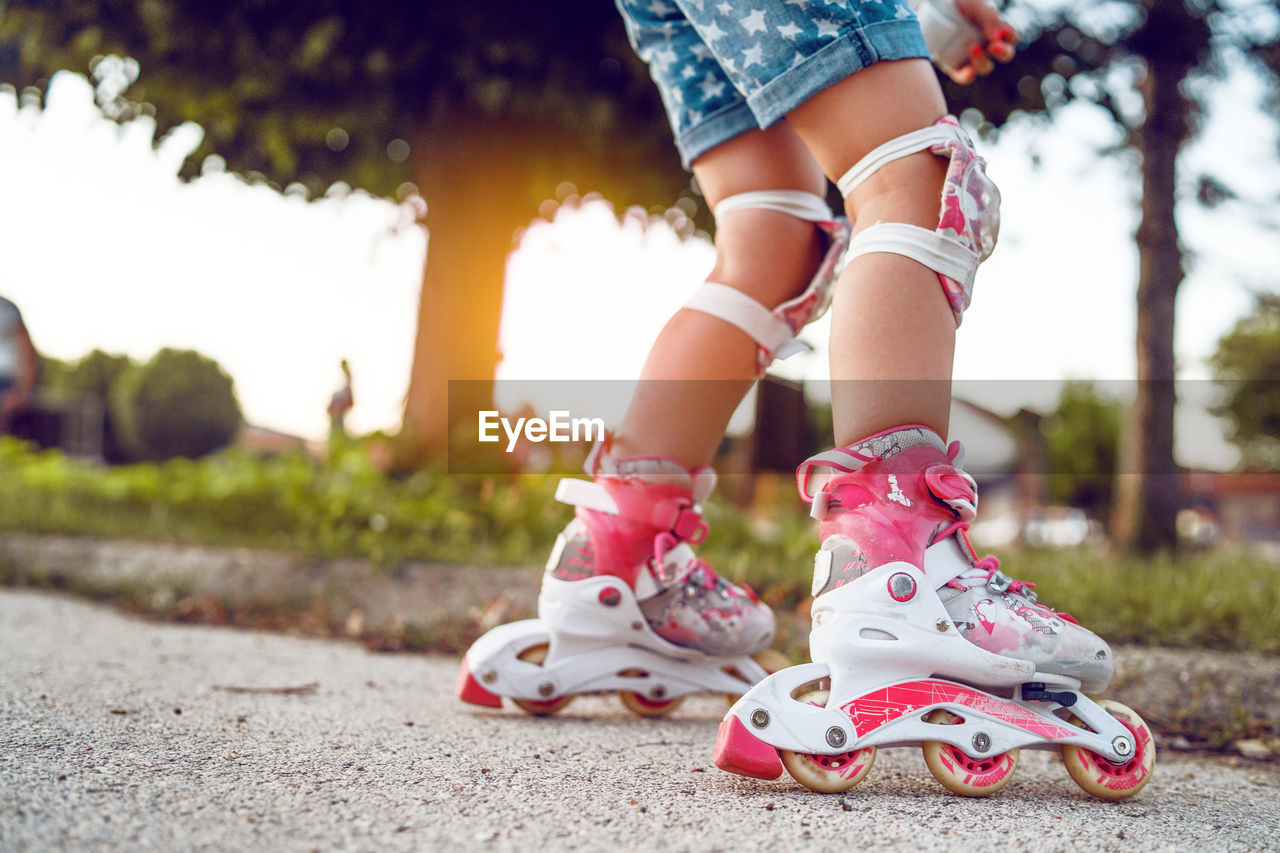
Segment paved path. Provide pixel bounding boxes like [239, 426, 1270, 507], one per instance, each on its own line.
[2, 589, 1277, 852]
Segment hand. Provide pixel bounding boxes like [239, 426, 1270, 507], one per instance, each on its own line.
[948, 0, 1018, 85]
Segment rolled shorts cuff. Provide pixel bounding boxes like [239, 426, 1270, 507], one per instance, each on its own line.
[674, 100, 763, 170]
[749, 20, 929, 127]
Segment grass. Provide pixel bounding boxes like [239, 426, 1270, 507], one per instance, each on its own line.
[1, 437, 1277, 654]
[993, 546, 1280, 655]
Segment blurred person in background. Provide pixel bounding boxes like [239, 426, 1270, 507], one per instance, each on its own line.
[328, 358, 354, 444]
[0, 294, 38, 435]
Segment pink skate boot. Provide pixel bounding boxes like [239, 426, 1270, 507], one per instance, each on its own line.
[799, 425, 1113, 691]
[713, 425, 1154, 800]
[458, 438, 780, 717]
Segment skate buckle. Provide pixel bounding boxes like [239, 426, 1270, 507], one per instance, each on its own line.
[986, 571, 1013, 595]
[1022, 682, 1077, 708]
[669, 505, 707, 543]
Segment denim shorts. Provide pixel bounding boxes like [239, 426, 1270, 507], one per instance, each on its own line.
[614, 0, 929, 168]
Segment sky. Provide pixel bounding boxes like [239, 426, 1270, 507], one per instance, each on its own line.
[1, 61, 1277, 469]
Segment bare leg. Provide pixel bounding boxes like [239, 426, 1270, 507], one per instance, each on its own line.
[787, 59, 956, 445]
[613, 121, 827, 467]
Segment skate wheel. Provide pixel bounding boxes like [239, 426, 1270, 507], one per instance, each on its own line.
[511, 643, 574, 717]
[752, 648, 791, 674]
[723, 649, 793, 706]
[921, 710, 1019, 797]
[776, 684, 874, 793]
[1060, 699, 1155, 801]
[780, 746, 876, 793]
[618, 690, 685, 717]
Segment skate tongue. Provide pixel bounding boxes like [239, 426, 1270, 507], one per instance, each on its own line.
[650, 540, 701, 589]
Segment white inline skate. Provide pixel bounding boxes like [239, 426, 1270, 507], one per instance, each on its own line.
[457, 440, 787, 717]
[714, 425, 1155, 799]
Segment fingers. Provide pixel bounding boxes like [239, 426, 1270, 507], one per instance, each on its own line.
[945, 3, 1020, 86]
[966, 43, 995, 77]
[987, 25, 1018, 62]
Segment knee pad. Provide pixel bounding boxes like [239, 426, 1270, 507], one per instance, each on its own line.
[838, 115, 1000, 326]
[681, 190, 851, 376]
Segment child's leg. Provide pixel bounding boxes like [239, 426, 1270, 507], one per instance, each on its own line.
[785, 58, 958, 444]
[613, 121, 828, 468]
[776, 58, 1114, 691]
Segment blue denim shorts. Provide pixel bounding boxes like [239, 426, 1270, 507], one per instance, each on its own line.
[614, 0, 929, 168]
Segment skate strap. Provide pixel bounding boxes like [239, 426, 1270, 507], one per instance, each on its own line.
[714, 190, 832, 222]
[584, 436, 718, 503]
[555, 478, 707, 543]
[796, 427, 949, 504]
[555, 478, 619, 515]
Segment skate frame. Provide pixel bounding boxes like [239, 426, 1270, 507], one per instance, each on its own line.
[463, 575, 773, 703]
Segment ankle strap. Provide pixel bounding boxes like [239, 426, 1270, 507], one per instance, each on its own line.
[796, 425, 946, 503]
[555, 478, 709, 544]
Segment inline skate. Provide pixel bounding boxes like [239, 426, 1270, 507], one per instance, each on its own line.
[457, 440, 785, 717]
[714, 425, 1154, 799]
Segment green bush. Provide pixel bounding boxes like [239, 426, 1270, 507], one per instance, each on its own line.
[110, 348, 242, 460]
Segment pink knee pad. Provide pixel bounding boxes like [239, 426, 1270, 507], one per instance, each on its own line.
[838, 115, 1001, 325]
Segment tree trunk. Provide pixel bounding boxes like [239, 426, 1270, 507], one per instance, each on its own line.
[396, 118, 545, 468]
[1111, 37, 1193, 552]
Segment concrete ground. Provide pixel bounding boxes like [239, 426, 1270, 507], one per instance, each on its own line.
[2, 588, 1277, 852]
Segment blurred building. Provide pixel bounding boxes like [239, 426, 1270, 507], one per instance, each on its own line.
[1184, 469, 1280, 547]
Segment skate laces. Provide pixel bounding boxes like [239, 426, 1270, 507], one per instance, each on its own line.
[937, 520, 1034, 595]
[937, 521, 1081, 625]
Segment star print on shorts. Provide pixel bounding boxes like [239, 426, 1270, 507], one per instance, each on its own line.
[613, 0, 928, 167]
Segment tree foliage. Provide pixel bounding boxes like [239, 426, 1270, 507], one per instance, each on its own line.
[1041, 381, 1123, 515]
[0, 0, 684, 206]
[109, 348, 242, 461]
[0, 0, 705, 464]
[1210, 293, 1280, 470]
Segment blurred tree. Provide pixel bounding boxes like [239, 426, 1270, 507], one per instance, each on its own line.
[941, 0, 1279, 552]
[0, 0, 684, 465]
[45, 349, 132, 399]
[1209, 293, 1280, 470]
[110, 347, 242, 460]
[1041, 381, 1123, 516]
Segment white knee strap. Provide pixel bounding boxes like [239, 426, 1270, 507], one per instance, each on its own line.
[682, 190, 851, 375]
[838, 116, 1001, 326]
